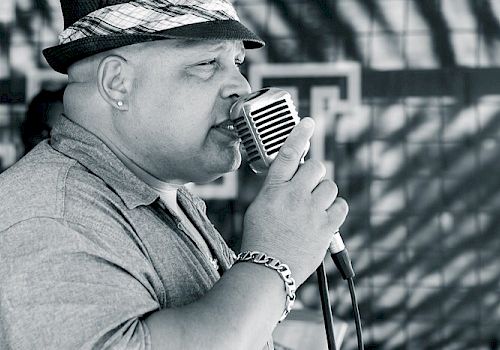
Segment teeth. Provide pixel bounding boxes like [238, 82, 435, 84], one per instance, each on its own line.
[217, 123, 235, 131]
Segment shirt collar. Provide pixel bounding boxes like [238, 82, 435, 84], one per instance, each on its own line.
[50, 115, 159, 209]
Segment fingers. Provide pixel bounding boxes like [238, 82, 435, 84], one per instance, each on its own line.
[300, 141, 311, 164]
[326, 197, 349, 231]
[265, 118, 315, 185]
[311, 179, 338, 210]
[293, 160, 327, 193]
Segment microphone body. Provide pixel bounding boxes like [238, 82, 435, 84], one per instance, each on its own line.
[230, 88, 300, 174]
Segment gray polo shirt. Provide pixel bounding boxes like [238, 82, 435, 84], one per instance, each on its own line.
[0, 116, 271, 349]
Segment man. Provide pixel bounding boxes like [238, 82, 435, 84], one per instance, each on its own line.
[0, 1, 348, 349]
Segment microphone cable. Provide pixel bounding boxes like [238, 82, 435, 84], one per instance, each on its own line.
[317, 262, 337, 350]
[329, 231, 364, 350]
[347, 276, 363, 350]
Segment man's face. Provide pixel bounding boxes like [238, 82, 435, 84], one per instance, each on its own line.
[115, 39, 250, 184]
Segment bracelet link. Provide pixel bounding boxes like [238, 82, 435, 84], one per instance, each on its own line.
[236, 251, 297, 322]
[266, 258, 281, 270]
[253, 252, 268, 263]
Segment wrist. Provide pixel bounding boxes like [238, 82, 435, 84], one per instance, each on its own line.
[235, 251, 297, 322]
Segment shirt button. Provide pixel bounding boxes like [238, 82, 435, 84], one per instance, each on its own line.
[177, 223, 184, 230]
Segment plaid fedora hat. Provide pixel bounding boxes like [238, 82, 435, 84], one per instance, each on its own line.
[43, 0, 265, 74]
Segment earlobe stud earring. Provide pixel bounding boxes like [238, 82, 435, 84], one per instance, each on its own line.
[117, 101, 124, 107]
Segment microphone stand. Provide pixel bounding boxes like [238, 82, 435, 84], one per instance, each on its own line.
[317, 262, 337, 350]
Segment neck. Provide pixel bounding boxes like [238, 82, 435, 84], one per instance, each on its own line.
[103, 137, 187, 191]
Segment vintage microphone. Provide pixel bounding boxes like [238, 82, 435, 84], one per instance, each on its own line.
[230, 88, 300, 174]
[230, 87, 346, 350]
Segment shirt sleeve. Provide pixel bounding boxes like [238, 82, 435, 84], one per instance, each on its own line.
[0, 217, 160, 350]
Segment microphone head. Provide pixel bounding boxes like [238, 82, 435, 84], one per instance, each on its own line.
[230, 88, 300, 174]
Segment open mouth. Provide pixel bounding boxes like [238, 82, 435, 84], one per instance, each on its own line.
[213, 120, 239, 139]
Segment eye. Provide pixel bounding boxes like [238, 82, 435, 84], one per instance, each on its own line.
[198, 58, 217, 66]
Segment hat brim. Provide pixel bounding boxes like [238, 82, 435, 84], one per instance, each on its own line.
[43, 20, 265, 74]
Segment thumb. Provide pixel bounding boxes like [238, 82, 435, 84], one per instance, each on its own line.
[265, 118, 315, 185]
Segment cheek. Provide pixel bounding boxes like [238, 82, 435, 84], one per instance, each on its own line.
[134, 68, 178, 106]
[132, 75, 219, 142]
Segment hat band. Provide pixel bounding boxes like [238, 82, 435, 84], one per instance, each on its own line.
[58, 0, 240, 45]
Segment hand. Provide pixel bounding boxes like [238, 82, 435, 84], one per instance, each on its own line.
[240, 118, 349, 286]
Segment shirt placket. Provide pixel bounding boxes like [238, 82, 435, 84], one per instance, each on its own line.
[157, 199, 220, 274]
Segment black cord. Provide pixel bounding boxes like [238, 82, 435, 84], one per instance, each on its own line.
[329, 234, 364, 350]
[347, 277, 364, 350]
[317, 262, 337, 350]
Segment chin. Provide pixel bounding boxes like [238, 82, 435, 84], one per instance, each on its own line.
[218, 144, 242, 170]
[193, 171, 233, 185]
[194, 152, 241, 184]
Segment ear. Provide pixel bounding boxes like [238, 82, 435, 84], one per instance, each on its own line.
[96, 55, 131, 111]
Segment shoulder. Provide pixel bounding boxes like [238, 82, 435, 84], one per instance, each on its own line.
[0, 141, 129, 234]
[0, 141, 75, 231]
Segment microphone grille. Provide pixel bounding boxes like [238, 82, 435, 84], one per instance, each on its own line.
[230, 88, 300, 173]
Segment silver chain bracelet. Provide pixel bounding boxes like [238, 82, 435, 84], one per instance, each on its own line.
[236, 251, 297, 322]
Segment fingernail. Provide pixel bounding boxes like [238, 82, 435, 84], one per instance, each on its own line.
[302, 118, 314, 128]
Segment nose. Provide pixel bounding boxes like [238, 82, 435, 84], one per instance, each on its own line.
[220, 67, 251, 101]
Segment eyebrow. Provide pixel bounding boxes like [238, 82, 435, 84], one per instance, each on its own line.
[173, 39, 244, 53]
